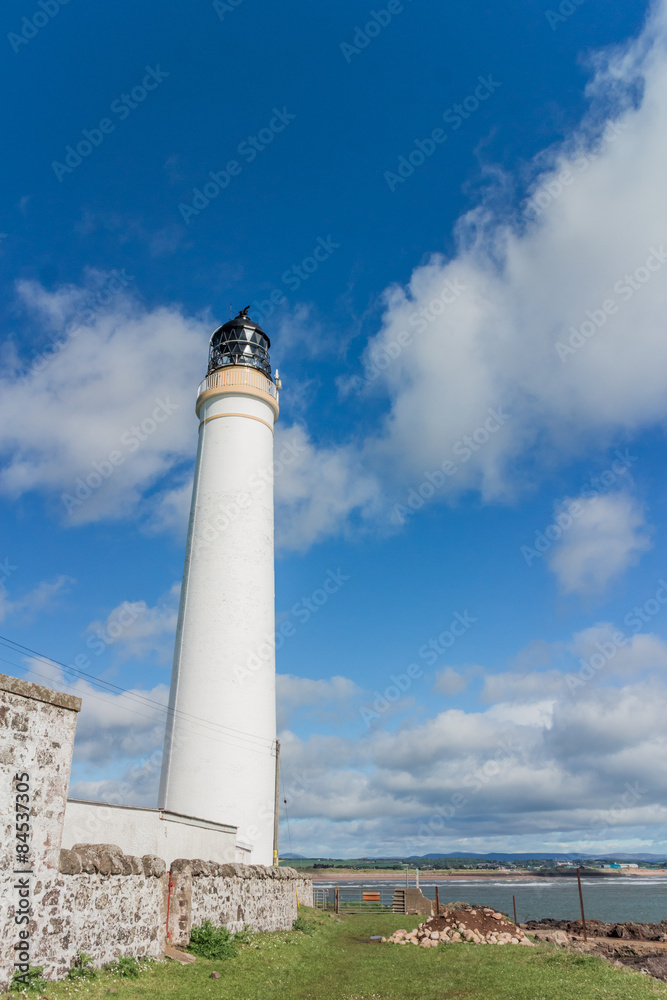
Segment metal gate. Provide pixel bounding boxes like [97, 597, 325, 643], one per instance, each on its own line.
[337, 886, 391, 914]
[312, 886, 331, 910]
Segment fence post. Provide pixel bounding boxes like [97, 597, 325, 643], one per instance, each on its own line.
[335, 886, 339, 915]
[577, 868, 588, 942]
[435, 886, 440, 915]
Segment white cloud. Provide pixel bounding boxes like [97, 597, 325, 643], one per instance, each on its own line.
[21, 657, 169, 775]
[277, 673, 362, 729]
[358, 8, 667, 508]
[547, 492, 652, 595]
[481, 670, 564, 704]
[273, 424, 380, 552]
[0, 279, 209, 525]
[84, 583, 180, 665]
[568, 623, 667, 677]
[433, 666, 470, 696]
[0, 574, 72, 622]
[29, 615, 667, 852]
[6, 0, 667, 553]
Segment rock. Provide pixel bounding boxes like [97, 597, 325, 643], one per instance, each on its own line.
[430, 932, 439, 940]
[492, 912, 503, 920]
[59, 849, 82, 875]
[547, 931, 569, 947]
[142, 855, 167, 878]
[165, 946, 196, 965]
[210, 972, 221, 979]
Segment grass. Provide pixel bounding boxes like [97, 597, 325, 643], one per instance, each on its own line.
[7, 907, 667, 1000]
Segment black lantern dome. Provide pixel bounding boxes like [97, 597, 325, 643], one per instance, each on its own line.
[207, 307, 272, 379]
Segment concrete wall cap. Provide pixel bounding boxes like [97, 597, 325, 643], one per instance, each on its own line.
[0, 671, 82, 712]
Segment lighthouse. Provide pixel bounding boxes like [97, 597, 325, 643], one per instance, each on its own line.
[158, 309, 280, 865]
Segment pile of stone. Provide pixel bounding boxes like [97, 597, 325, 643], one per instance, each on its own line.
[386, 902, 533, 947]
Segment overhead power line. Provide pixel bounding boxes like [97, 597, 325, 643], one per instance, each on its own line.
[0, 634, 277, 759]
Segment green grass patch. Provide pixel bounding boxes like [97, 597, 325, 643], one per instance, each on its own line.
[6, 907, 667, 1000]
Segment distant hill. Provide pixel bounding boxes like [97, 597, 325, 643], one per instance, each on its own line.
[404, 852, 667, 862]
[281, 853, 305, 859]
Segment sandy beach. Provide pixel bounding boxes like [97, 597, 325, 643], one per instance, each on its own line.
[307, 867, 667, 881]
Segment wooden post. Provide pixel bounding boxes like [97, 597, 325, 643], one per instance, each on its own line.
[577, 868, 588, 942]
[513, 895, 517, 926]
[272, 739, 280, 866]
[435, 886, 440, 915]
[335, 886, 339, 915]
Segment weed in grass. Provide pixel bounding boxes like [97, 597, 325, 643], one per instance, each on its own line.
[234, 924, 255, 946]
[292, 916, 313, 934]
[67, 953, 97, 982]
[188, 920, 238, 960]
[10, 966, 46, 992]
[103, 957, 141, 978]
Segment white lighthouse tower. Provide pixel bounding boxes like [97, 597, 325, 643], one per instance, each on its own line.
[158, 308, 280, 865]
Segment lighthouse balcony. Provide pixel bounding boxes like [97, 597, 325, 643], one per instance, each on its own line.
[197, 366, 278, 401]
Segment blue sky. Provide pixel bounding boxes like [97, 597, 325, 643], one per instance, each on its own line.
[2, 0, 667, 858]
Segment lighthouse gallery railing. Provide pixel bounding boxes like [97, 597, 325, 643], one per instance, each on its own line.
[197, 367, 278, 400]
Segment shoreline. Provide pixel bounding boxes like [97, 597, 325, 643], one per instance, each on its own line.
[305, 867, 667, 882]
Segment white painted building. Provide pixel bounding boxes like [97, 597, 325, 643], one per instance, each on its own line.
[63, 309, 280, 865]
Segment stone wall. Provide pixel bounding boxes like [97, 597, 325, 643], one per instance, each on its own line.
[0, 673, 81, 991]
[0, 671, 312, 989]
[31, 845, 168, 982]
[1, 841, 312, 988]
[167, 859, 314, 945]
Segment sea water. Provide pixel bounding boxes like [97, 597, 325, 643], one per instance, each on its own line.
[317, 877, 667, 924]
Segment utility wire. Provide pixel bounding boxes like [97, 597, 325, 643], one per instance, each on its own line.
[0, 632, 275, 751]
[1, 651, 274, 760]
[0, 639, 276, 759]
[280, 765, 294, 858]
